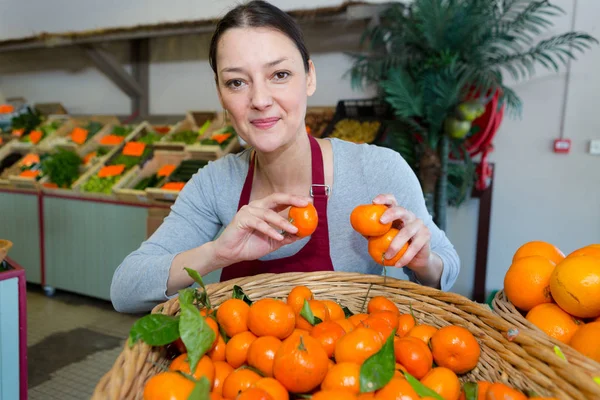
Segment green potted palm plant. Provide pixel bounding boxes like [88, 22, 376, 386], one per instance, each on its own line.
[348, 0, 597, 230]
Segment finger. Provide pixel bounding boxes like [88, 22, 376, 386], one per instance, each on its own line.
[372, 194, 398, 207]
[380, 206, 417, 225]
[241, 214, 285, 241]
[254, 193, 311, 210]
[246, 206, 298, 234]
[395, 229, 430, 267]
[385, 219, 422, 260]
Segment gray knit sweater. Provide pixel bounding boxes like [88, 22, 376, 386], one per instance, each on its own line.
[111, 139, 460, 313]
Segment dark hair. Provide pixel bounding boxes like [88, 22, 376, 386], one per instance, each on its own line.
[209, 0, 310, 79]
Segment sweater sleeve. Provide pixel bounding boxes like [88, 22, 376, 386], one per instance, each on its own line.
[110, 163, 224, 313]
[363, 145, 460, 291]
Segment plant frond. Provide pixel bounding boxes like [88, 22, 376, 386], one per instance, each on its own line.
[381, 68, 424, 118]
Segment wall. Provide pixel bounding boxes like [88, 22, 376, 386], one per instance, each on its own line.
[1, 0, 599, 298]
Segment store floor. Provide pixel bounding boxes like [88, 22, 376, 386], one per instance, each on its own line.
[26, 284, 143, 399]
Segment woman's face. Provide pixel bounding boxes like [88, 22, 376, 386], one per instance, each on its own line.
[215, 27, 316, 153]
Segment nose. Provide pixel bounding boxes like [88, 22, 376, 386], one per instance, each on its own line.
[250, 81, 273, 111]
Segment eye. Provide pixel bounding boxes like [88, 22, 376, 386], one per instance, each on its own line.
[274, 71, 290, 81]
[226, 79, 245, 89]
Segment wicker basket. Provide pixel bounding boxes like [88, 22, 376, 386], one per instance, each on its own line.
[93, 272, 600, 400]
[492, 289, 600, 373]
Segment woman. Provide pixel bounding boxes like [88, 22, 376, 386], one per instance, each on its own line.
[111, 0, 460, 313]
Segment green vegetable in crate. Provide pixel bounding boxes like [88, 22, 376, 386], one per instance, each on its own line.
[11, 107, 42, 135]
[200, 126, 236, 148]
[82, 175, 120, 194]
[137, 131, 162, 145]
[112, 125, 134, 137]
[134, 174, 167, 191]
[85, 121, 104, 138]
[330, 119, 381, 143]
[109, 148, 152, 170]
[168, 160, 208, 183]
[41, 149, 82, 188]
[168, 130, 199, 144]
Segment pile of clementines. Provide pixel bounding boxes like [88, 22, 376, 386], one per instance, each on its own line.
[503, 241, 600, 362]
[140, 283, 551, 400]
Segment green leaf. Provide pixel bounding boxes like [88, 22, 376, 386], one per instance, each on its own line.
[360, 329, 396, 393]
[404, 371, 444, 400]
[342, 306, 354, 318]
[179, 289, 216, 372]
[232, 285, 253, 306]
[188, 376, 210, 400]
[128, 314, 180, 347]
[184, 267, 212, 310]
[554, 345, 567, 361]
[300, 299, 322, 326]
[463, 382, 478, 400]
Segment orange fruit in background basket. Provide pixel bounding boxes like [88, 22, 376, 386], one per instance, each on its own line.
[206, 317, 220, 349]
[322, 299, 346, 320]
[368, 228, 409, 266]
[312, 390, 358, 400]
[374, 376, 419, 400]
[143, 371, 195, 400]
[503, 255, 555, 311]
[296, 299, 330, 331]
[396, 314, 416, 337]
[288, 203, 318, 238]
[407, 324, 438, 344]
[221, 368, 262, 400]
[287, 285, 314, 314]
[350, 204, 392, 237]
[368, 310, 399, 332]
[334, 318, 355, 334]
[237, 388, 273, 400]
[568, 322, 600, 362]
[310, 320, 346, 358]
[525, 303, 581, 344]
[272, 331, 329, 393]
[216, 298, 250, 337]
[168, 354, 215, 385]
[334, 327, 383, 365]
[485, 382, 527, 400]
[393, 336, 433, 379]
[212, 361, 234, 396]
[367, 296, 400, 315]
[208, 333, 226, 362]
[253, 377, 289, 400]
[512, 240, 565, 265]
[247, 335, 283, 377]
[430, 326, 481, 374]
[248, 298, 296, 339]
[420, 367, 461, 400]
[361, 316, 394, 341]
[567, 245, 600, 259]
[225, 330, 257, 368]
[549, 255, 600, 318]
[321, 362, 361, 393]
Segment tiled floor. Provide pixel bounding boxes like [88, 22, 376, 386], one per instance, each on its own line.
[26, 284, 142, 399]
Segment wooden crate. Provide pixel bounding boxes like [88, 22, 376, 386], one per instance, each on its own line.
[155, 112, 217, 151]
[305, 106, 336, 138]
[113, 150, 190, 204]
[185, 113, 241, 160]
[0, 146, 38, 189]
[72, 158, 139, 201]
[145, 159, 208, 203]
[53, 115, 122, 157]
[3, 151, 47, 191]
[10, 115, 73, 152]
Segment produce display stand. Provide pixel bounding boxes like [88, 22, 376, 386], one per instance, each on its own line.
[0, 147, 43, 189]
[93, 271, 600, 400]
[52, 115, 121, 157]
[185, 112, 241, 161]
[0, 256, 28, 400]
[154, 111, 217, 151]
[10, 114, 72, 152]
[305, 106, 336, 137]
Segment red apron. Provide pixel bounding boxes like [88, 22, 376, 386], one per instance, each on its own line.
[220, 135, 335, 281]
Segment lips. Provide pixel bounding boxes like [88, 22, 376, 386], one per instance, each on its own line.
[250, 117, 280, 130]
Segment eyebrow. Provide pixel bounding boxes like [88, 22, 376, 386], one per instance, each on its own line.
[220, 57, 289, 74]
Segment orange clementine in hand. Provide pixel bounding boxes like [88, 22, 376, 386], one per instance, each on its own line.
[512, 241, 565, 265]
[248, 298, 296, 339]
[569, 322, 600, 362]
[549, 255, 600, 318]
[503, 255, 555, 312]
[525, 303, 581, 343]
[287, 285, 314, 314]
[430, 326, 480, 374]
[420, 367, 461, 400]
[393, 336, 433, 379]
[143, 371, 195, 400]
[272, 331, 329, 393]
[289, 204, 318, 237]
[168, 354, 214, 386]
[350, 204, 392, 237]
[216, 298, 250, 337]
[247, 335, 283, 377]
[368, 228, 409, 266]
[321, 362, 361, 393]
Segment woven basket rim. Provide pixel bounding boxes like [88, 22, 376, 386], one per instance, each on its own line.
[93, 271, 600, 400]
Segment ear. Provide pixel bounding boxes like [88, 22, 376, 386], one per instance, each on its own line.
[306, 59, 317, 97]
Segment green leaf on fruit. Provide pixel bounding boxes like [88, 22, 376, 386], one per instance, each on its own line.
[184, 267, 211, 309]
[188, 376, 210, 399]
[360, 329, 396, 393]
[300, 299, 322, 326]
[342, 305, 354, 318]
[233, 285, 253, 306]
[462, 382, 478, 400]
[128, 314, 180, 347]
[404, 371, 444, 400]
[179, 288, 216, 371]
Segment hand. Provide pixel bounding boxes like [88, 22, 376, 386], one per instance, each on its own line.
[372, 194, 432, 272]
[213, 193, 311, 266]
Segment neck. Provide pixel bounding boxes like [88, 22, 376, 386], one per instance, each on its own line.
[254, 134, 313, 195]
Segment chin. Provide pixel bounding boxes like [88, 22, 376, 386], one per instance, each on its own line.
[245, 129, 293, 153]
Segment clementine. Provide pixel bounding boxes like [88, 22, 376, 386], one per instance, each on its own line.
[374, 377, 419, 400]
[321, 362, 361, 393]
[287, 286, 314, 314]
[334, 327, 383, 365]
[396, 314, 416, 337]
[393, 336, 433, 379]
[247, 335, 283, 377]
[253, 377, 289, 400]
[296, 299, 330, 331]
[430, 326, 480, 374]
[248, 298, 296, 339]
[350, 204, 392, 237]
[420, 367, 461, 400]
[310, 320, 347, 358]
[216, 298, 250, 337]
[407, 324, 437, 344]
[236, 388, 273, 400]
[567, 245, 600, 259]
[168, 354, 215, 386]
[525, 303, 581, 344]
[212, 361, 234, 396]
[225, 330, 257, 368]
[289, 203, 318, 237]
[485, 383, 527, 400]
[221, 369, 262, 400]
[567, 321, 600, 362]
[143, 371, 195, 400]
[322, 299, 346, 320]
[549, 255, 600, 318]
[504, 255, 555, 311]
[512, 241, 565, 265]
[367, 296, 400, 315]
[368, 228, 409, 266]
